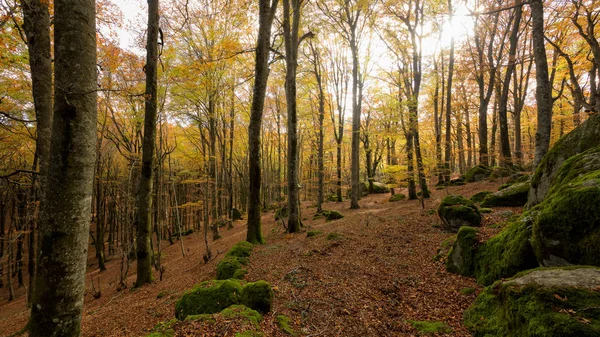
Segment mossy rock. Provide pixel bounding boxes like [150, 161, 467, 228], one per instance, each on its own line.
[306, 230, 322, 238]
[326, 232, 343, 240]
[437, 195, 482, 232]
[322, 210, 344, 221]
[464, 165, 493, 182]
[149, 318, 177, 337]
[433, 235, 456, 262]
[276, 315, 298, 336]
[240, 280, 273, 314]
[367, 181, 390, 193]
[528, 113, 600, 207]
[480, 182, 530, 208]
[175, 279, 244, 320]
[497, 183, 511, 191]
[474, 210, 539, 285]
[389, 193, 406, 202]
[220, 304, 263, 327]
[479, 208, 493, 214]
[232, 208, 243, 221]
[488, 166, 512, 180]
[216, 257, 248, 280]
[449, 178, 467, 186]
[226, 241, 254, 258]
[532, 166, 600, 267]
[446, 226, 478, 277]
[470, 191, 492, 203]
[507, 173, 530, 185]
[146, 330, 174, 337]
[464, 267, 600, 337]
[326, 194, 340, 202]
[408, 320, 452, 334]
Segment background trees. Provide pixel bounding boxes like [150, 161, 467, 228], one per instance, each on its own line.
[0, 0, 598, 328]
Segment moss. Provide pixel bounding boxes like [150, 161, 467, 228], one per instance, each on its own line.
[433, 235, 456, 262]
[498, 183, 511, 190]
[437, 195, 482, 231]
[326, 232, 343, 240]
[220, 304, 263, 327]
[479, 208, 493, 213]
[226, 241, 254, 258]
[464, 165, 492, 182]
[156, 291, 168, 299]
[235, 331, 264, 337]
[322, 210, 344, 221]
[446, 226, 478, 277]
[532, 170, 600, 266]
[528, 113, 600, 207]
[480, 181, 530, 208]
[276, 315, 298, 336]
[488, 166, 512, 180]
[389, 193, 406, 202]
[546, 147, 600, 196]
[240, 280, 273, 314]
[306, 230, 322, 238]
[184, 314, 215, 323]
[408, 320, 452, 334]
[146, 330, 174, 337]
[464, 274, 600, 336]
[460, 287, 476, 295]
[470, 191, 492, 203]
[216, 257, 248, 280]
[326, 194, 339, 202]
[175, 279, 244, 320]
[474, 211, 539, 285]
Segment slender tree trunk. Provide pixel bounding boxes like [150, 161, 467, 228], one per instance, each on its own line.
[247, 0, 278, 243]
[498, 0, 522, 167]
[283, 0, 302, 233]
[134, 0, 159, 287]
[444, 5, 455, 182]
[531, 0, 553, 167]
[350, 32, 361, 209]
[30, 0, 98, 334]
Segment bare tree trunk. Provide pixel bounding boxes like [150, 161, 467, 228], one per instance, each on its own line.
[30, 0, 98, 334]
[283, 0, 302, 233]
[444, 1, 455, 182]
[246, 0, 278, 243]
[531, 0, 553, 167]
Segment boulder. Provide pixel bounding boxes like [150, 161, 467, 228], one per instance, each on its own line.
[488, 166, 512, 180]
[531, 148, 600, 267]
[322, 210, 344, 221]
[389, 193, 406, 202]
[480, 182, 530, 208]
[470, 191, 492, 203]
[527, 113, 600, 207]
[464, 267, 600, 337]
[463, 165, 492, 182]
[367, 181, 390, 194]
[446, 226, 478, 277]
[231, 208, 242, 221]
[175, 279, 244, 319]
[437, 195, 482, 232]
[474, 210, 539, 285]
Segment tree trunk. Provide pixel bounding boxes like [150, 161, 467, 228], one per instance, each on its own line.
[350, 31, 361, 209]
[134, 0, 159, 287]
[498, 0, 522, 167]
[283, 0, 301, 233]
[444, 4, 455, 182]
[30, 0, 98, 334]
[247, 0, 278, 243]
[531, 0, 553, 167]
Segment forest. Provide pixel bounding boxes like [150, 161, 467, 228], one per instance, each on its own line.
[1, 0, 600, 336]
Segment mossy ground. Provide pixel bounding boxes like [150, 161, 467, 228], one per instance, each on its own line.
[326, 232, 344, 240]
[389, 193, 406, 202]
[306, 230, 322, 237]
[464, 280, 600, 337]
[276, 315, 297, 336]
[408, 320, 452, 334]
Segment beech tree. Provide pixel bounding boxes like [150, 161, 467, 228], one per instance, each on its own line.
[29, 0, 98, 335]
[247, 0, 279, 243]
[135, 0, 159, 287]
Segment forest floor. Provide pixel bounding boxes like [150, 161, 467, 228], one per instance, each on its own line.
[0, 179, 522, 337]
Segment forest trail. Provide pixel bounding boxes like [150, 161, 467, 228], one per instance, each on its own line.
[0, 180, 520, 337]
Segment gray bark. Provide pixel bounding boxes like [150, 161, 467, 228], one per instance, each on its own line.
[30, 0, 98, 335]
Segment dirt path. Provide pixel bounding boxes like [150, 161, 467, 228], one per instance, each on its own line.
[1, 180, 514, 336]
